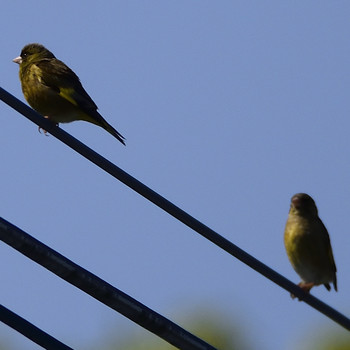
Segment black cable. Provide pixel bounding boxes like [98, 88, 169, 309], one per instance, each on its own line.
[1, 87, 350, 332]
[0, 217, 216, 350]
[0, 304, 73, 350]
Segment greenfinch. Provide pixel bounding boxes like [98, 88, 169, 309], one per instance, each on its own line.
[13, 43, 125, 145]
[284, 193, 337, 297]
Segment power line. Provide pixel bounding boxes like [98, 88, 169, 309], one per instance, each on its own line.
[0, 217, 217, 350]
[0, 304, 73, 350]
[1, 86, 350, 332]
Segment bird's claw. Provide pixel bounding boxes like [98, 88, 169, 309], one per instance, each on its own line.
[38, 126, 49, 136]
[38, 117, 58, 136]
[290, 282, 315, 300]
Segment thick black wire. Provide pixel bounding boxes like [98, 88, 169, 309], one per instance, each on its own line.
[0, 218, 216, 350]
[1, 87, 350, 332]
[0, 304, 73, 350]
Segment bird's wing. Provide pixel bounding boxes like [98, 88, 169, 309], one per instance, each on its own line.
[36, 58, 98, 113]
[318, 219, 337, 273]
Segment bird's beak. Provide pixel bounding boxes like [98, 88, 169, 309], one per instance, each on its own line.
[13, 56, 22, 64]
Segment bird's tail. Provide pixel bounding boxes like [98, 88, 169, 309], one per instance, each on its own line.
[85, 110, 126, 145]
[101, 120, 126, 145]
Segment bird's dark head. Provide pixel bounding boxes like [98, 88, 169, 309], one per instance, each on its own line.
[13, 43, 55, 65]
[290, 193, 318, 217]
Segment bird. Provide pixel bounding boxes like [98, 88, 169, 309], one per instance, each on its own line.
[13, 43, 125, 145]
[284, 193, 337, 298]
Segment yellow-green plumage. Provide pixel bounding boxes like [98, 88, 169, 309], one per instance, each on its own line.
[284, 193, 337, 295]
[13, 43, 125, 145]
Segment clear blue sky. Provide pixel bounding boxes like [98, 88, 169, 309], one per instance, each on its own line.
[1, 1, 350, 349]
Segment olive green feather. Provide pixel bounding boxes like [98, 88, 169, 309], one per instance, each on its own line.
[14, 43, 125, 145]
[284, 193, 337, 294]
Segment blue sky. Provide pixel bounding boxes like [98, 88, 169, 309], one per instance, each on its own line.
[1, 1, 350, 349]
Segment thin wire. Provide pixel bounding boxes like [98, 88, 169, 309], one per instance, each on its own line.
[1, 86, 350, 332]
[0, 304, 73, 350]
[0, 217, 217, 350]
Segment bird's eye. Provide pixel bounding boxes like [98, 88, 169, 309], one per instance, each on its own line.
[22, 52, 27, 58]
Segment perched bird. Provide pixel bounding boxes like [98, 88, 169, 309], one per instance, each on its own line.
[284, 193, 337, 298]
[13, 43, 125, 145]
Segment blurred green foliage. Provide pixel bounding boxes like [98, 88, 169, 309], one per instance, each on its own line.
[102, 309, 249, 350]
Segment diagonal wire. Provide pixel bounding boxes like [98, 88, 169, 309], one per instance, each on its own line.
[0, 304, 73, 350]
[1, 86, 350, 332]
[0, 217, 216, 350]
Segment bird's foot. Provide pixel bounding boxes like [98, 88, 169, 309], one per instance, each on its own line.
[38, 117, 58, 136]
[291, 282, 315, 300]
[38, 127, 50, 136]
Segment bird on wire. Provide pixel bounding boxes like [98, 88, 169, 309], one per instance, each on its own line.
[284, 193, 337, 299]
[13, 43, 125, 145]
